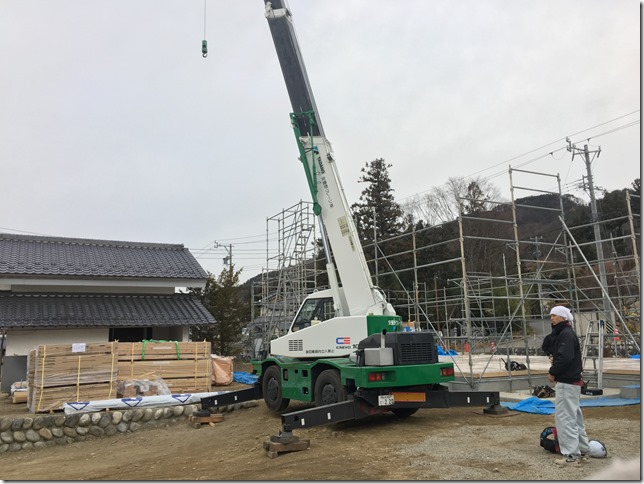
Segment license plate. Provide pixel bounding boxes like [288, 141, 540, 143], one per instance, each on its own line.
[378, 394, 395, 406]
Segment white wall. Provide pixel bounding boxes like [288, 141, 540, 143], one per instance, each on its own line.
[6, 328, 109, 355]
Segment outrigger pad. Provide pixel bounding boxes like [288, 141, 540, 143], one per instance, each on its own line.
[270, 431, 300, 444]
[483, 403, 509, 415]
[263, 438, 310, 458]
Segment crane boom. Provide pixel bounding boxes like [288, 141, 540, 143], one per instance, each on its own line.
[263, 1, 323, 137]
[263, 1, 393, 322]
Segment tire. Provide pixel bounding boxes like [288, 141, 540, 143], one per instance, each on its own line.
[262, 365, 290, 412]
[314, 369, 346, 407]
[391, 408, 419, 418]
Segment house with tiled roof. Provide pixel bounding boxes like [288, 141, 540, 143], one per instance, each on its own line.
[0, 233, 215, 390]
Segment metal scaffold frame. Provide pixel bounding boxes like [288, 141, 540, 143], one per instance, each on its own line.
[246, 200, 322, 358]
[381, 167, 639, 388]
[249, 171, 640, 389]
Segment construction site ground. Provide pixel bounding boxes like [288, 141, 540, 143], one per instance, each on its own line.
[0, 364, 640, 480]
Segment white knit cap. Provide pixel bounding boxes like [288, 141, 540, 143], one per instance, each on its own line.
[550, 305, 573, 322]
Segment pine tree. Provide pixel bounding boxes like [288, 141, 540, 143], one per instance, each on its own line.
[189, 266, 249, 356]
[351, 158, 404, 242]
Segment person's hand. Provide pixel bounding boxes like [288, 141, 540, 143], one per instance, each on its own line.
[547, 373, 555, 383]
[548, 355, 553, 364]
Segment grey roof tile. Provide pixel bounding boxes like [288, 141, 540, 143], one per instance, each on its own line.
[0, 233, 208, 280]
[0, 293, 216, 329]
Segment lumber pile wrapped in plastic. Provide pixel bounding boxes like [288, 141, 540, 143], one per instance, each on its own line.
[116, 340, 212, 394]
[27, 342, 118, 413]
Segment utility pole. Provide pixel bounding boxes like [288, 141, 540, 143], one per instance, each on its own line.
[213, 241, 233, 270]
[532, 236, 544, 314]
[566, 138, 612, 321]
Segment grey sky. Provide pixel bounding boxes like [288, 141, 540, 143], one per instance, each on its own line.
[1, 0, 639, 281]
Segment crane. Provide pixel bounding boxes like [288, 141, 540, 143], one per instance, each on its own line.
[197, 1, 506, 455]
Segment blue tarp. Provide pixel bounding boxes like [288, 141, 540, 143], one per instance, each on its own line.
[501, 395, 641, 415]
[233, 371, 258, 385]
[437, 345, 458, 356]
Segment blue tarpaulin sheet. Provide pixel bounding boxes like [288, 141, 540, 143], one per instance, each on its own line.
[233, 371, 258, 385]
[437, 346, 458, 356]
[501, 395, 641, 415]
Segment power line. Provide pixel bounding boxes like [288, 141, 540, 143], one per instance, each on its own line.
[396, 112, 639, 204]
[0, 227, 55, 236]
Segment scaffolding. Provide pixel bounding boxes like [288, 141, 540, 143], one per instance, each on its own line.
[245, 200, 322, 358]
[248, 170, 640, 389]
[377, 167, 640, 388]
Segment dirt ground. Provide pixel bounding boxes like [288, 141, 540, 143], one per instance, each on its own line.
[0, 384, 640, 481]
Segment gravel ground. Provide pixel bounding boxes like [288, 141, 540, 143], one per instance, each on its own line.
[0, 398, 639, 480]
[391, 414, 640, 480]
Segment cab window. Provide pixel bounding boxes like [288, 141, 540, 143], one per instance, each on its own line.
[290, 297, 335, 332]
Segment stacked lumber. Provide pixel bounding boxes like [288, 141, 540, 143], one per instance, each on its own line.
[27, 342, 118, 413]
[116, 341, 211, 394]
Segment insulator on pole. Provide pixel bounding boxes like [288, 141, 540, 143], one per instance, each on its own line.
[202, 39, 208, 58]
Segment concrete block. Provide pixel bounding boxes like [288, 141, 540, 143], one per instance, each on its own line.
[620, 385, 641, 399]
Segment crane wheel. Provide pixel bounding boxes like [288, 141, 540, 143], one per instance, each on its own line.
[314, 369, 346, 407]
[262, 365, 290, 412]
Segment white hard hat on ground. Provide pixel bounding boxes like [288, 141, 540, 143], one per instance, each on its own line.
[587, 439, 608, 458]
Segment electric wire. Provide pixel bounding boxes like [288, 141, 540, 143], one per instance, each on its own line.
[4, 112, 637, 280]
[396, 113, 639, 205]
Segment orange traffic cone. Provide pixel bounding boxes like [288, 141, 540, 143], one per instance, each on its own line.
[464, 342, 469, 354]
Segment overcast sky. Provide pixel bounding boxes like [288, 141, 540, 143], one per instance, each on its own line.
[1, 0, 639, 282]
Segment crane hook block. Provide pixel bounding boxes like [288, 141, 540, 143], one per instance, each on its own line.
[202, 40, 208, 58]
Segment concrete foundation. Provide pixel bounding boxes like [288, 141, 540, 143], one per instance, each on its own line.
[440, 354, 641, 393]
[620, 385, 641, 399]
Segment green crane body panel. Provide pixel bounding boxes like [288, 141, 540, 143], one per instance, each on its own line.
[367, 314, 402, 334]
[251, 355, 454, 404]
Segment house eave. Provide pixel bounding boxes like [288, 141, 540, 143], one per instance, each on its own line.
[0, 277, 207, 290]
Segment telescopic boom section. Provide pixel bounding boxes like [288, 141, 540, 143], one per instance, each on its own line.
[263, 1, 392, 317]
[263, 1, 323, 138]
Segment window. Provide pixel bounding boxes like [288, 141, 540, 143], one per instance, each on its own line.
[290, 297, 335, 332]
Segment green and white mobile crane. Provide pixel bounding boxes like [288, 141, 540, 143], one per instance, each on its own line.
[198, 1, 505, 444]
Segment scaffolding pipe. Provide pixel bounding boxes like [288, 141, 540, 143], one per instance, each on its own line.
[558, 215, 640, 353]
[626, 190, 641, 281]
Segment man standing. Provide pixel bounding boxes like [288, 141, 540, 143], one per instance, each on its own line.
[547, 305, 591, 467]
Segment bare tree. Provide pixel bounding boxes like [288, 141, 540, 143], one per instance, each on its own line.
[402, 176, 502, 225]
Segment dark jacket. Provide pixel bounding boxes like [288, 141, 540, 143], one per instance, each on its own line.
[548, 322, 583, 384]
[541, 331, 556, 356]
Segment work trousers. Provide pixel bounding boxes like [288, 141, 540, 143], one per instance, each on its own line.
[554, 381, 590, 456]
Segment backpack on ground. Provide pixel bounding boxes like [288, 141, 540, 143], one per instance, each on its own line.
[533, 385, 556, 398]
[540, 426, 560, 454]
[501, 358, 527, 371]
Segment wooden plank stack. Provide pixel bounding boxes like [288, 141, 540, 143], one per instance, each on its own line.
[116, 341, 211, 394]
[187, 412, 224, 428]
[24, 340, 212, 412]
[27, 342, 119, 413]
